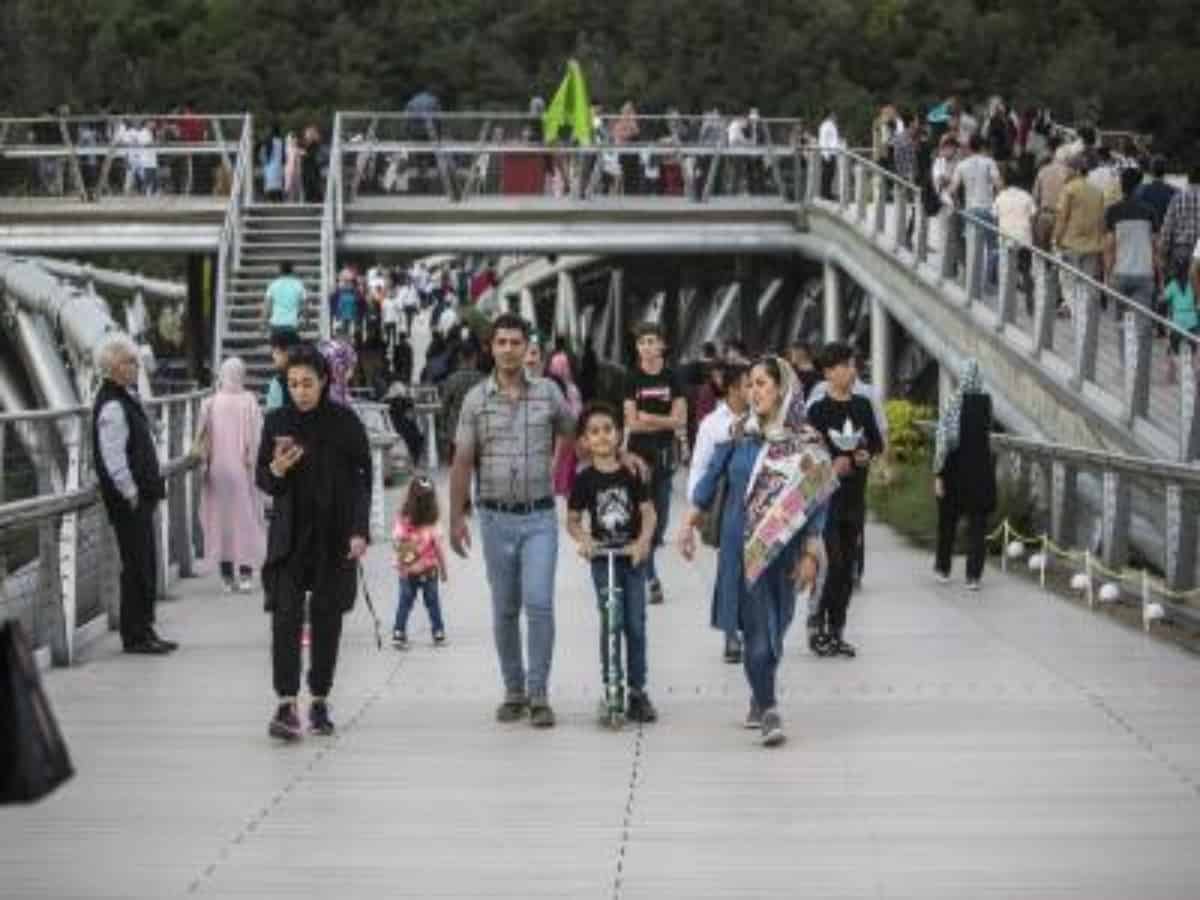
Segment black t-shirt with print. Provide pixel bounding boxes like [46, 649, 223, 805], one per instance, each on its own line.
[806, 393, 884, 521]
[624, 366, 685, 463]
[568, 465, 648, 547]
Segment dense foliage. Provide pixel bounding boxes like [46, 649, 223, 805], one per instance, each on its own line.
[2, 1, 1197, 158]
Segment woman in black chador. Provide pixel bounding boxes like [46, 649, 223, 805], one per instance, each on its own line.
[257, 344, 371, 741]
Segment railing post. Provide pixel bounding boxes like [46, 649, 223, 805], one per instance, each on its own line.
[1180, 342, 1200, 461]
[155, 402, 171, 597]
[823, 261, 842, 343]
[892, 185, 908, 252]
[1070, 276, 1100, 388]
[371, 445, 387, 540]
[1165, 483, 1198, 592]
[179, 398, 195, 578]
[915, 200, 929, 265]
[995, 241, 1017, 331]
[31, 432, 62, 660]
[872, 171, 886, 237]
[854, 161, 867, 223]
[1049, 459, 1077, 549]
[964, 218, 983, 304]
[1031, 254, 1059, 359]
[805, 149, 819, 202]
[55, 414, 83, 665]
[840, 154, 849, 211]
[1123, 308, 1152, 425]
[1100, 469, 1130, 572]
[939, 210, 959, 283]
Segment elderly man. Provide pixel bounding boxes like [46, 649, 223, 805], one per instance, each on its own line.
[92, 334, 177, 655]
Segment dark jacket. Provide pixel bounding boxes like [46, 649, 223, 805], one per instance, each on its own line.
[91, 380, 165, 513]
[943, 394, 996, 514]
[255, 401, 372, 613]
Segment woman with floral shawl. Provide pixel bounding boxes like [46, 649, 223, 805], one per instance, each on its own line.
[680, 356, 838, 747]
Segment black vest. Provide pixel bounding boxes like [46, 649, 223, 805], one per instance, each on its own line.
[91, 380, 165, 510]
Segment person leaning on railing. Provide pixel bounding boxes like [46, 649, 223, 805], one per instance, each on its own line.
[91, 333, 179, 656]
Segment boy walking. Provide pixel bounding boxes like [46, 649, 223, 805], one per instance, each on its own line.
[806, 342, 884, 657]
[567, 403, 659, 723]
[622, 323, 687, 604]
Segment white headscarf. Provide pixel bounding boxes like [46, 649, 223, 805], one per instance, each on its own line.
[218, 357, 246, 394]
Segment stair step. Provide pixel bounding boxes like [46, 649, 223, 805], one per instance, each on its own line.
[245, 206, 322, 217]
[237, 251, 322, 261]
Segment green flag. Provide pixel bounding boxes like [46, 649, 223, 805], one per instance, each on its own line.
[543, 59, 592, 146]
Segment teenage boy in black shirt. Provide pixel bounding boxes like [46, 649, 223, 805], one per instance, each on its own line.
[622, 322, 687, 605]
[806, 342, 884, 657]
[568, 403, 659, 723]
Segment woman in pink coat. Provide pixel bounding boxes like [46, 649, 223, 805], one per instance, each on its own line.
[198, 357, 267, 592]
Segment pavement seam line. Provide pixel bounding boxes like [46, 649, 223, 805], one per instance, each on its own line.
[936, 586, 1200, 800]
[185, 650, 407, 895]
[611, 720, 646, 900]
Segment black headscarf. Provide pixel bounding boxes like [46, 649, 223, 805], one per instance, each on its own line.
[278, 347, 369, 583]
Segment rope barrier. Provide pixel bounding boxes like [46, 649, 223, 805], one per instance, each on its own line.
[985, 517, 1200, 602]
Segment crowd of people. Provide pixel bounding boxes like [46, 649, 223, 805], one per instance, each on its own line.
[836, 95, 1200, 376]
[93, 263, 1009, 750]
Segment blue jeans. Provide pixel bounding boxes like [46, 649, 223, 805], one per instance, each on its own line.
[393, 574, 444, 634]
[740, 593, 778, 712]
[478, 508, 558, 699]
[645, 463, 674, 583]
[590, 556, 648, 691]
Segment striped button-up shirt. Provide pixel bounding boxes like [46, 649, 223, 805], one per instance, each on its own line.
[455, 372, 575, 504]
[1162, 187, 1200, 262]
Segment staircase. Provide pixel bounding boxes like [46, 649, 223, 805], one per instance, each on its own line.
[218, 203, 324, 393]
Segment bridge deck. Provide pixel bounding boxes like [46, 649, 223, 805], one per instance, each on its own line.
[4, 485, 1200, 899]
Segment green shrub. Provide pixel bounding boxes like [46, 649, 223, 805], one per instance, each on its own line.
[883, 398, 935, 463]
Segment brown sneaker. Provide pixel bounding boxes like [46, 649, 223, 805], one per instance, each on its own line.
[529, 700, 556, 728]
[495, 695, 528, 723]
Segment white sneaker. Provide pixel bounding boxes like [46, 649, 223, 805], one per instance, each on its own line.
[222, 579, 236, 594]
[935, 572, 951, 585]
[238, 576, 255, 593]
[965, 580, 980, 592]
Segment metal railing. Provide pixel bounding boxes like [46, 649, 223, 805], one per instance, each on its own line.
[332, 111, 809, 204]
[211, 114, 255, 377]
[0, 114, 248, 201]
[0, 389, 209, 666]
[982, 431, 1199, 628]
[808, 147, 1200, 462]
[319, 112, 343, 329]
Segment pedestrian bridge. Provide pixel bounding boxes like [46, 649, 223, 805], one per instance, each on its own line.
[5, 475, 1200, 899]
[4, 111, 1196, 468]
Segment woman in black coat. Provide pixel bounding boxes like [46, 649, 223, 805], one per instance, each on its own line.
[933, 359, 996, 590]
[256, 344, 371, 741]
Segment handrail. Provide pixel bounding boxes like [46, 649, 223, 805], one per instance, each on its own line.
[0, 455, 195, 533]
[954, 206, 1200, 347]
[211, 113, 254, 377]
[830, 145, 1198, 347]
[815, 146, 1200, 459]
[917, 421, 1200, 486]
